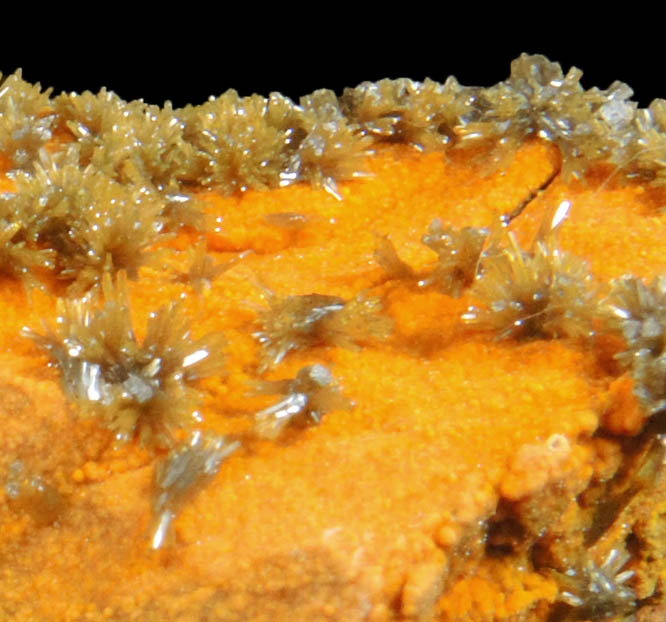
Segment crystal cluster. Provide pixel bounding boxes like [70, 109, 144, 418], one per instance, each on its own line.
[253, 291, 393, 372]
[0, 70, 54, 172]
[375, 221, 488, 298]
[462, 231, 597, 340]
[252, 364, 353, 440]
[151, 431, 240, 549]
[558, 549, 636, 620]
[604, 276, 666, 415]
[23, 272, 226, 446]
[3, 54, 666, 198]
[0, 146, 168, 293]
[2, 55, 666, 295]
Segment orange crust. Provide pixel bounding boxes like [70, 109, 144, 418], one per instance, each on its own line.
[1, 139, 664, 620]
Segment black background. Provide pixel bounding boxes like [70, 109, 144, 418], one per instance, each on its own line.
[0, 18, 661, 109]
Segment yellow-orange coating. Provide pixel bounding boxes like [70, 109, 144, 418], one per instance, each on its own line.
[0, 140, 662, 621]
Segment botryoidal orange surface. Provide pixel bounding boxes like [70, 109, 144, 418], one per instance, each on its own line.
[0, 140, 662, 621]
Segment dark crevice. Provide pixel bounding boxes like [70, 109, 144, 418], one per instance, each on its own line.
[501, 165, 561, 226]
